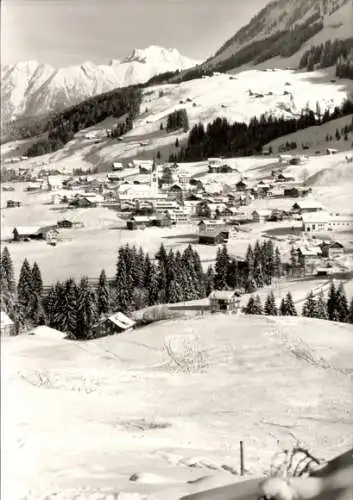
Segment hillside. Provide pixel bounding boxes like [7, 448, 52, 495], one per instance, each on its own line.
[1, 46, 198, 124]
[1, 68, 350, 169]
[196, 0, 353, 74]
[3, 315, 353, 500]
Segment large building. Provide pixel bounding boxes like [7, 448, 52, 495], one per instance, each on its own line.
[302, 212, 353, 233]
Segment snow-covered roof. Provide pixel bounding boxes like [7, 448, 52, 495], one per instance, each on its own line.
[297, 246, 322, 256]
[1, 311, 14, 327]
[292, 200, 324, 210]
[209, 290, 241, 300]
[108, 312, 135, 330]
[30, 325, 66, 338]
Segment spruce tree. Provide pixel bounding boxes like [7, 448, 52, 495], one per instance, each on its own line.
[336, 282, 349, 323]
[264, 291, 278, 316]
[348, 297, 353, 324]
[285, 292, 297, 316]
[245, 296, 256, 314]
[274, 247, 282, 279]
[62, 279, 78, 336]
[280, 297, 287, 316]
[205, 265, 214, 296]
[316, 290, 328, 320]
[17, 258, 34, 311]
[76, 277, 98, 339]
[327, 282, 337, 321]
[1, 246, 16, 294]
[32, 262, 43, 297]
[302, 291, 317, 318]
[191, 247, 206, 297]
[214, 245, 229, 290]
[116, 259, 132, 312]
[254, 295, 263, 315]
[97, 269, 110, 317]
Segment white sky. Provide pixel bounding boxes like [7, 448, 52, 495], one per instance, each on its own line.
[1, 0, 270, 66]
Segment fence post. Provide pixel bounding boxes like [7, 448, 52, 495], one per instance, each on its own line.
[240, 440, 244, 476]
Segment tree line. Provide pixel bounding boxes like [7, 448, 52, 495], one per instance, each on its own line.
[25, 86, 143, 157]
[244, 282, 353, 324]
[2, 245, 353, 340]
[299, 38, 353, 79]
[173, 99, 353, 161]
[166, 109, 190, 132]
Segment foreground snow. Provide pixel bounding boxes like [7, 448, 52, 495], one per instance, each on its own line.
[2, 315, 353, 500]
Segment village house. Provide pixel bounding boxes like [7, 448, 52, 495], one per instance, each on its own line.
[6, 200, 21, 208]
[166, 207, 190, 224]
[199, 229, 229, 245]
[13, 225, 59, 241]
[275, 173, 297, 183]
[93, 312, 136, 337]
[320, 241, 345, 259]
[112, 162, 124, 171]
[296, 246, 322, 276]
[153, 213, 173, 227]
[1, 311, 15, 336]
[302, 212, 353, 232]
[209, 290, 242, 314]
[291, 200, 324, 215]
[235, 180, 249, 192]
[183, 200, 200, 216]
[198, 219, 228, 233]
[69, 194, 104, 208]
[252, 209, 272, 223]
[126, 216, 153, 230]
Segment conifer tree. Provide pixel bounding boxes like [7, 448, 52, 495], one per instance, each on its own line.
[226, 258, 239, 289]
[214, 245, 229, 290]
[62, 279, 79, 336]
[1, 246, 16, 294]
[302, 291, 317, 318]
[285, 292, 297, 316]
[264, 291, 277, 316]
[245, 296, 256, 314]
[17, 258, 34, 311]
[327, 282, 337, 321]
[76, 277, 98, 339]
[97, 269, 110, 317]
[144, 255, 159, 305]
[280, 297, 287, 316]
[316, 290, 328, 320]
[116, 259, 132, 312]
[32, 262, 43, 297]
[254, 295, 263, 315]
[336, 282, 349, 322]
[191, 247, 206, 297]
[205, 265, 214, 296]
[254, 263, 264, 289]
[348, 297, 353, 324]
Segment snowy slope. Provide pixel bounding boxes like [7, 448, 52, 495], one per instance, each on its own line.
[205, 0, 352, 71]
[1, 46, 199, 122]
[3, 315, 353, 500]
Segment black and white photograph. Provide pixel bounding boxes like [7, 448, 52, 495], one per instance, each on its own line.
[1, 0, 353, 498]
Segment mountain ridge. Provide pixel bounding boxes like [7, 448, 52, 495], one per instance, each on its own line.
[1, 46, 199, 123]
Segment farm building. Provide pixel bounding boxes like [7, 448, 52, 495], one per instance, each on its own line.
[93, 312, 136, 337]
[209, 290, 242, 314]
[291, 200, 324, 214]
[235, 180, 249, 192]
[252, 209, 272, 223]
[302, 212, 353, 232]
[6, 200, 21, 208]
[126, 216, 153, 230]
[296, 246, 322, 275]
[320, 241, 345, 259]
[0, 311, 15, 336]
[199, 229, 229, 245]
[13, 225, 59, 241]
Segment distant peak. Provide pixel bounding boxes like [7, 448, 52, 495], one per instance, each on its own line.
[123, 45, 181, 63]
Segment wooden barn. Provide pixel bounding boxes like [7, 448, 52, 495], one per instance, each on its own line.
[209, 290, 242, 314]
[198, 230, 229, 245]
[93, 312, 136, 337]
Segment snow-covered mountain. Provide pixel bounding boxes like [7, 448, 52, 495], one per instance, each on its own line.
[205, 0, 353, 71]
[1, 46, 199, 122]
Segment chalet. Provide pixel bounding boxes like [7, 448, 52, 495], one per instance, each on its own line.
[198, 219, 227, 233]
[208, 163, 232, 174]
[284, 186, 311, 198]
[302, 212, 353, 232]
[296, 246, 322, 275]
[235, 180, 249, 192]
[112, 162, 124, 171]
[6, 200, 21, 208]
[69, 195, 103, 208]
[14, 225, 59, 241]
[275, 173, 296, 183]
[93, 312, 136, 337]
[270, 209, 286, 221]
[269, 186, 285, 198]
[320, 241, 345, 259]
[152, 213, 173, 227]
[107, 173, 121, 182]
[199, 229, 229, 245]
[166, 208, 189, 224]
[1, 311, 15, 336]
[209, 290, 242, 314]
[228, 213, 251, 225]
[126, 216, 153, 230]
[57, 219, 73, 228]
[291, 200, 324, 214]
[252, 209, 272, 223]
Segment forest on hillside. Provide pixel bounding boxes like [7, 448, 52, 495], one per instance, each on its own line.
[299, 38, 353, 79]
[174, 99, 353, 161]
[14, 86, 143, 157]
